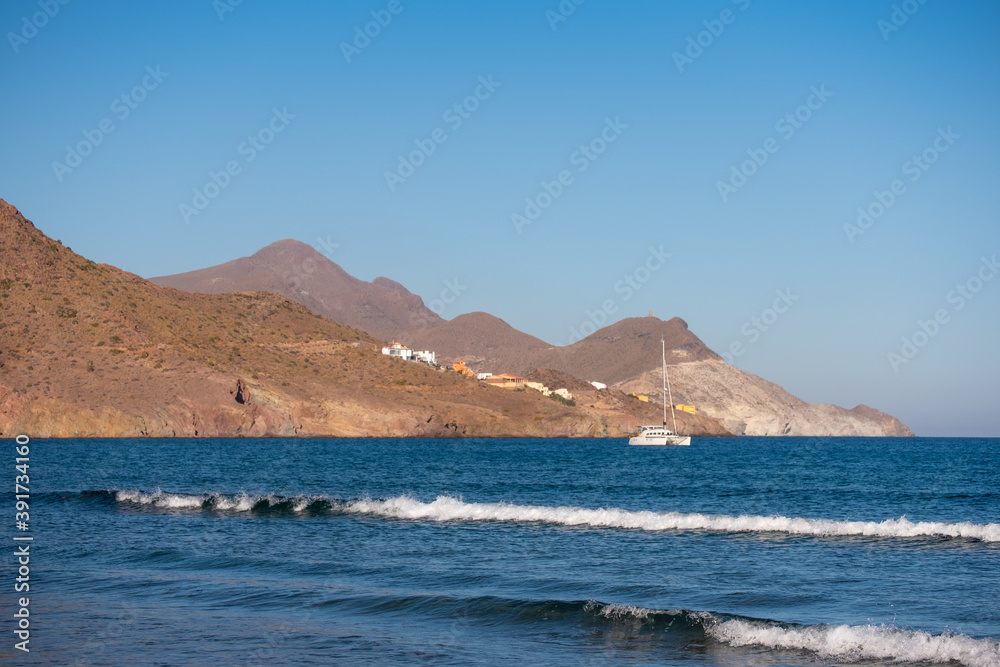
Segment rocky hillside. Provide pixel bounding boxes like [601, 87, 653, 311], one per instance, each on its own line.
[617, 360, 913, 437]
[407, 311, 552, 369]
[518, 316, 719, 383]
[151, 239, 443, 343]
[0, 200, 731, 438]
[145, 237, 913, 437]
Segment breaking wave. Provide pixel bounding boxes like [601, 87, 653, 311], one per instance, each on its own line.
[584, 601, 1000, 667]
[585, 600, 1000, 667]
[705, 617, 1000, 667]
[97, 490, 1000, 543]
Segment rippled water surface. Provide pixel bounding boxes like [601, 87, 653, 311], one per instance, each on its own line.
[5, 436, 999, 665]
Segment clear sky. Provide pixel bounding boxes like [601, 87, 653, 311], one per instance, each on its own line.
[2, 1, 998, 436]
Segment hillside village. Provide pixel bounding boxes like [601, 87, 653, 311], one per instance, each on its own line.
[382, 340, 579, 403]
[0, 200, 912, 438]
[381, 340, 695, 411]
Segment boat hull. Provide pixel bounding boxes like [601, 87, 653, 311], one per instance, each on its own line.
[628, 435, 691, 447]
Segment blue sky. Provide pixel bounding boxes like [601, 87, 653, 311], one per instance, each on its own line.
[2, 0, 998, 436]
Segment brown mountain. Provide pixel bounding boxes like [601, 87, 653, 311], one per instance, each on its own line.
[146, 238, 912, 437]
[151, 239, 442, 343]
[520, 315, 720, 383]
[406, 313, 718, 383]
[407, 311, 552, 369]
[0, 200, 730, 438]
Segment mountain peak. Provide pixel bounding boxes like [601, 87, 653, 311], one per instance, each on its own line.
[152, 239, 443, 342]
[252, 238, 320, 258]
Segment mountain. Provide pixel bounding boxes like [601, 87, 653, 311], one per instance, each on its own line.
[617, 360, 913, 437]
[410, 314, 718, 384]
[151, 240, 442, 343]
[144, 237, 911, 437]
[521, 315, 719, 383]
[0, 200, 729, 438]
[407, 312, 552, 368]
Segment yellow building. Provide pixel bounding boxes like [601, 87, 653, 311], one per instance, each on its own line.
[675, 404, 696, 415]
[485, 373, 526, 389]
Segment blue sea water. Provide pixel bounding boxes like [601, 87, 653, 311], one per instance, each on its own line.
[3, 436, 999, 666]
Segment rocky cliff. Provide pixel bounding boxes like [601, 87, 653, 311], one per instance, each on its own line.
[617, 360, 913, 437]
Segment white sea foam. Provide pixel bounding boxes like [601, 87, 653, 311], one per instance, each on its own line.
[114, 489, 278, 512]
[585, 600, 659, 620]
[586, 600, 1000, 667]
[111, 491, 1000, 542]
[707, 618, 1000, 667]
[344, 495, 1000, 542]
[115, 489, 207, 509]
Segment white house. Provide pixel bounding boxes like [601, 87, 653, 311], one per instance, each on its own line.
[382, 341, 436, 365]
[589, 381, 607, 390]
[382, 341, 413, 360]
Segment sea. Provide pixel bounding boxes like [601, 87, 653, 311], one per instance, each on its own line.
[4, 436, 999, 666]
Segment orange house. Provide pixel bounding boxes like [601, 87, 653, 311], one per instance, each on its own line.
[451, 360, 476, 378]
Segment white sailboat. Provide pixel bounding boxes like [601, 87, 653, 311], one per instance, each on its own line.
[628, 339, 691, 446]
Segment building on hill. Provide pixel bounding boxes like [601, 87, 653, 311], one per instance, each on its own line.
[382, 341, 413, 360]
[674, 404, 696, 414]
[589, 381, 607, 390]
[414, 350, 436, 364]
[382, 341, 435, 365]
[553, 388, 574, 401]
[477, 372, 493, 380]
[484, 373, 525, 389]
[452, 359, 475, 377]
[525, 381, 551, 396]
[523, 381, 574, 401]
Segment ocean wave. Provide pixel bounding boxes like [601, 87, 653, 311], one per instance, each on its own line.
[583, 601, 999, 667]
[103, 490, 1000, 542]
[345, 495, 1000, 543]
[705, 617, 1000, 667]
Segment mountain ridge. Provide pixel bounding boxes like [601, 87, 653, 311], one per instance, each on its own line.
[148, 236, 912, 437]
[151, 239, 444, 343]
[2, 200, 727, 438]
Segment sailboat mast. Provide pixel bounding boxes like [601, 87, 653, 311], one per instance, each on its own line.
[662, 339, 679, 433]
[661, 340, 667, 427]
